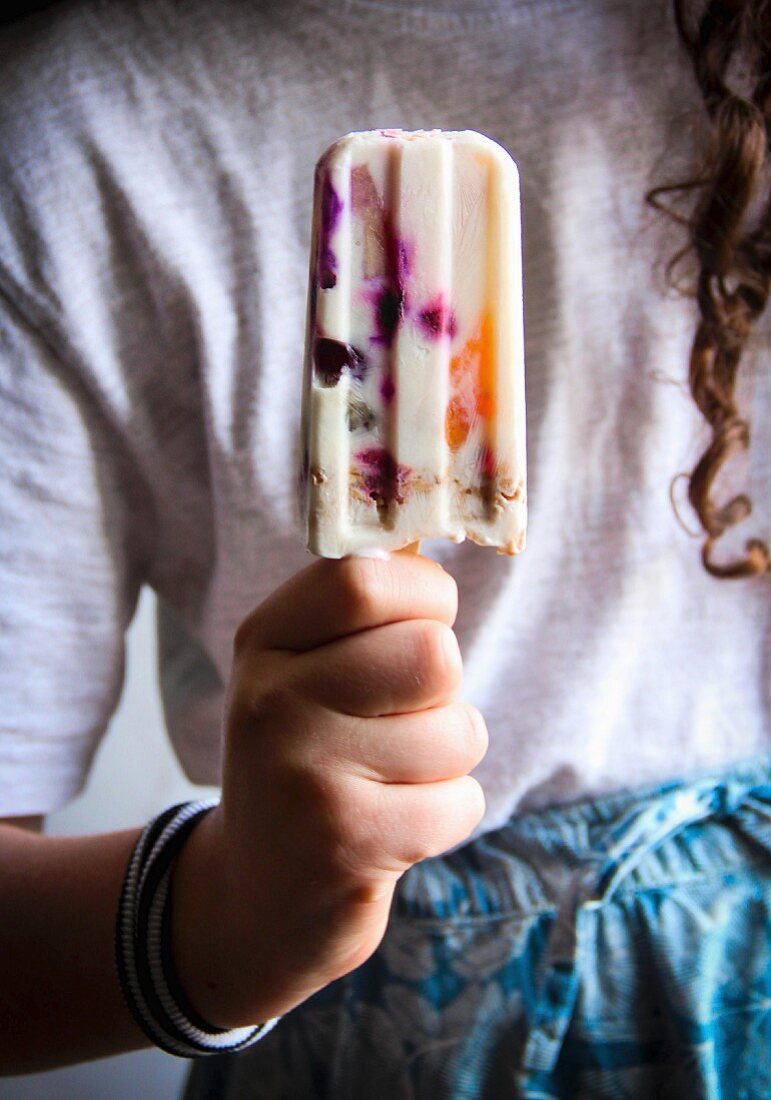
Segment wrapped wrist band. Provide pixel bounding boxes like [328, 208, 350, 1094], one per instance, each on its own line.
[115, 799, 278, 1058]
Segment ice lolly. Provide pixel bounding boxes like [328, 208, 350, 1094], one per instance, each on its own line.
[301, 128, 526, 557]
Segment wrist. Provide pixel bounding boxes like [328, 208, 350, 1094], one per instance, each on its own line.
[167, 804, 247, 1029]
[169, 799, 333, 1030]
[115, 800, 275, 1056]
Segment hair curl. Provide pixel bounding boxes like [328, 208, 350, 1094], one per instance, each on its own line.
[649, 0, 770, 578]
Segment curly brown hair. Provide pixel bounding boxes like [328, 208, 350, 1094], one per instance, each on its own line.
[650, 0, 770, 578]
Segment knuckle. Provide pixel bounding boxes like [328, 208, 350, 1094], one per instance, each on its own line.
[285, 760, 349, 834]
[426, 778, 486, 854]
[414, 621, 461, 691]
[440, 568, 459, 623]
[461, 704, 489, 766]
[323, 785, 386, 874]
[473, 789, 487, 830]
[383, 803, 433, 867]
[253, 679, 291, 717]
[232, 610, 259, 656]
[461, 776, 487, 828]
[464, 774, 486, 818]
[344, 783, 416, 872]
[416, 559, 458, 624]
[338, 558, 386, 622]
[400, 839, 433, 867]
[227, 660, 300, 737]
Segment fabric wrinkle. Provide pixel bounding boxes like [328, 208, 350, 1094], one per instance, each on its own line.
[518, 771, 771, 1080]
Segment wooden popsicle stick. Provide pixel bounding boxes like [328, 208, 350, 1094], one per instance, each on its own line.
[400, 541, 422, 555]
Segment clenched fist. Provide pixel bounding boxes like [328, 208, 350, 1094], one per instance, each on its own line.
[170, 554, 487, 1029]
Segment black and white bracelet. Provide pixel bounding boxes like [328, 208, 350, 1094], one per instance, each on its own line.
[115, 799, 278, 1058]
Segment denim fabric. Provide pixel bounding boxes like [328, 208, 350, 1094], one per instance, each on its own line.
[185, 759, 771, 1099]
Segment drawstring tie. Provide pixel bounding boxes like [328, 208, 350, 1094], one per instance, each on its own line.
[519, 777, 771, 1076]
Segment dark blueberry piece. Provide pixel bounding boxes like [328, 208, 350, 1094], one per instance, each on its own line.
[420, 307, 442, 335]
[314, 338, 367, 387]
[380, 374, 395, 404]
[318, 247, 337, 289]
[317, 174, 343, 289]
[418, 297, 457, 340]
[377, 288, 404, 344]
[321, 176, 343, 237]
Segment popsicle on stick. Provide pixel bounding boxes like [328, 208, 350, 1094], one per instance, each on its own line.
[301, 128, 526, 558]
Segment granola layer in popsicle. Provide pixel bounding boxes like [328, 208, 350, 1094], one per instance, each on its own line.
[301, 128, 526, 558]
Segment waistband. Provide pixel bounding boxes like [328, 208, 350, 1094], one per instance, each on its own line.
[396, 756, 771, 923]
[394, 755, 771, 1078]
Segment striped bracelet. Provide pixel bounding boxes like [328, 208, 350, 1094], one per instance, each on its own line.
[115, 799, 278, 1057]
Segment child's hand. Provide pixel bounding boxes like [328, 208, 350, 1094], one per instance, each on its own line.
[171, 555, 487, 1028]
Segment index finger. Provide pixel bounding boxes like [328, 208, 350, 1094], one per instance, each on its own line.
[234, 554, 458, 653]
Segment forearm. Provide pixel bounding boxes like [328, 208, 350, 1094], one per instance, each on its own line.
[0, 822, 149, 1074]
[0, 555, 482, 1073]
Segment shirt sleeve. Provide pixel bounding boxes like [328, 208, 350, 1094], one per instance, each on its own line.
[0, 289, 153, 816]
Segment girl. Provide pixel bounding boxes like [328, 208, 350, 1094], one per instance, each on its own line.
[0, 1, 767, 1096]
